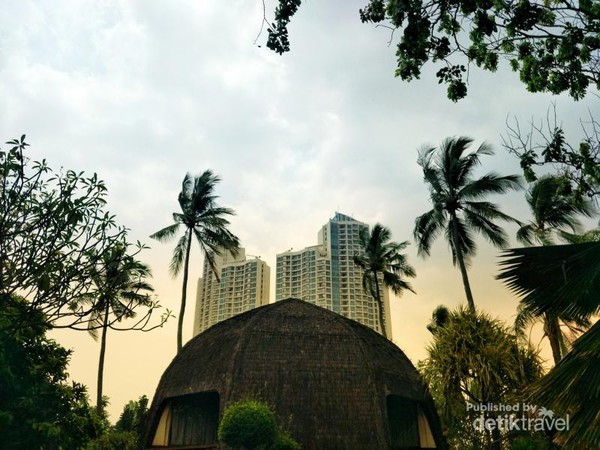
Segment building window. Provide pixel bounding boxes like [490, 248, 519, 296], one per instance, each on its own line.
[386, 395, 436, 449]
[151, 391, 220, 447]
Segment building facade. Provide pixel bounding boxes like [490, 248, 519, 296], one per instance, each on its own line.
[275, 212, 391, 337]
[193, 247, 270, 335]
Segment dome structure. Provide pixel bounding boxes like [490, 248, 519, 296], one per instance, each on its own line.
[144, 298, 447, 449]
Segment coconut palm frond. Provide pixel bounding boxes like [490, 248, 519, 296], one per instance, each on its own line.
[530, 320, 600, 448]
[149, 223, 181, 243]
[414, 209, 445, 257]
[459, 173, 523, 200]
[462, 208, 508, 249]
[169, 232, 189, 277]
[498, 242, 600, 321]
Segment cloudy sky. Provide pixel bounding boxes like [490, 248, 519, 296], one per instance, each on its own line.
[2, 0, 598, 419]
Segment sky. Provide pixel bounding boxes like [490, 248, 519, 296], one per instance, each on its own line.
[1, 0, 598, 420]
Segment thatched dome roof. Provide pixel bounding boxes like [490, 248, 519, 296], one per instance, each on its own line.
[145, 298, 447, 449]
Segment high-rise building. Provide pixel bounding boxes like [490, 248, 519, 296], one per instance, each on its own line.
[275, 212, 391, 337]
[193, 247, 270, 335]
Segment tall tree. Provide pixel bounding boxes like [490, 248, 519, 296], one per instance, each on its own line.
[414, 136, 522, 310]
[84, 244, 155, 414]
[353, 223, 416, 338]
[515, 175, 596, 364]
[267, 1, 600, 100]
[151, 171, 240, 353]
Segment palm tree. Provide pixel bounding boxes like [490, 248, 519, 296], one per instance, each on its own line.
[516, 175, 596, 246]
[515, 175, 596, 364]
[353, 223, 416, 338]
[414, 136, 522, 311]
[530, 320, 600, 448]
[498, 241, 600, 447]
[87, 245, 154, 414]
[151, 171, 240, 353]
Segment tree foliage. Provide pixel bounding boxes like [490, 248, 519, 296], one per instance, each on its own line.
[529, 320, 600, 449]
[269, 432, 302, 450]
[0, 298, 103, 449]
[0, 136, 168, 446]
[0, 136, 166, 332]
[218, 400, 301, 450]
[419, 307, 544, 449]
[498, 242, 600, 447]
[414, 136, 522, 310]
[513, 175, 595, 364]
[353, 223, 416, 338]
[498, 241, 600, 322]
[85, 396, 149, 450]
[503, 106, 600, 202]
[218, 400, 279, 449]
[151, 170, 240, 353]
[79, 244, 159, 414]
[267, 0, 600, 100]
[114, 395, 149, 438]
[516, 175, 596, 246]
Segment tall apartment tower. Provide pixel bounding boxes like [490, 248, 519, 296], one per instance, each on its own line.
[275, 212, 392, 337]
[193, 247, 270, 336]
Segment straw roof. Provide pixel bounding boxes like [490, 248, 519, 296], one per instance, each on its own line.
[144, 298, 447, 449]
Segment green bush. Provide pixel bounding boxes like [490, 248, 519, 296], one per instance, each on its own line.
[218, 400, 278, 449]
[86, 431, 137, 450]
[269, 431, 301, 450]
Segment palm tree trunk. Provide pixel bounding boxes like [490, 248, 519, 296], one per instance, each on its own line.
[544, 311, 563, 365]
[96, 303, 110, 415]
[373, 271, 387, 339]
[451, 216, 476, 311]
[177, 230, 193, 353]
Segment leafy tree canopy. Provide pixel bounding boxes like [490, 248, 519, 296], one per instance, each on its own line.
[0, 136, 166, 333]
[267, 0, 600, 101]
[0, 297, 103, 449]
[86, 396, 149, 450]
[419, 306, 544, 449]
[503, 106, 600, 202]
[115, 395, 149, 437]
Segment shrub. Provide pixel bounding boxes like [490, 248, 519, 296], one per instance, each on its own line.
[218, 400, 278, 449]
[269, 431, 301, 450]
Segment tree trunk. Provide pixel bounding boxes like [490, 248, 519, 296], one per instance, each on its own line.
[373, 271, 387, 339]
[544, 311, 563, 365]
[177, 230, 193, 353]
[96, 303, 110, 415]
[451, 216, 476, 311]
[490, 427, 502, 450]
